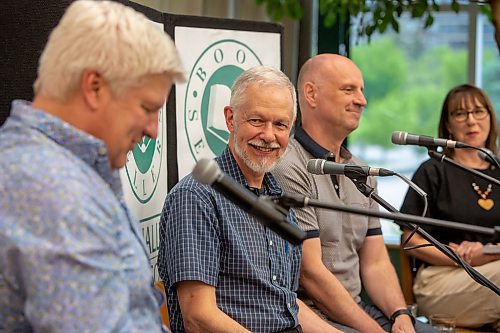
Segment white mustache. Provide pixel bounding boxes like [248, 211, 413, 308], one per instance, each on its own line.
[248, 140, 280, 149]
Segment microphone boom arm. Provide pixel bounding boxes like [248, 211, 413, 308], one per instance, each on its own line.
[428, 150, 500, 187]
[274, 192, 500, 296]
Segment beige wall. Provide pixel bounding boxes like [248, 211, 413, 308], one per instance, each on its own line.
[131, 0, 300, 82]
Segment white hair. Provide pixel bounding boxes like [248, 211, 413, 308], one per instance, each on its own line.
[230, 66, 297, 122]
[34, 0, 185, 100]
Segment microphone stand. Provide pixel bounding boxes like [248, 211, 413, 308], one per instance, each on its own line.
[351, 174, 500, 296]
[274, 189, 500, 296]
[428, 150, 500, 186]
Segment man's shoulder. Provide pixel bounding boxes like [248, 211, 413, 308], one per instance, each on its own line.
[170, 173, 202, 193]
[275, 137, 308, 171]
[0, 138, 87, 187]
[167, 173, 216, 204]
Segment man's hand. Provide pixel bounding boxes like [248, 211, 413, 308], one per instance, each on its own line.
[391, 314, 415, 333]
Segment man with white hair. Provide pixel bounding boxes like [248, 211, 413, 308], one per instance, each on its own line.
[159, 66, 341, 333]
[0, 1, 184, 332]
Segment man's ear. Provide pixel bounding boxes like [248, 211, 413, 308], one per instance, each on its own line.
[303, 82, 317, 108]
[81, 69, 102, 110]
[224, 106, 235, 133]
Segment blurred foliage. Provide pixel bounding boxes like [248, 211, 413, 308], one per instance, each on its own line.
[347, 36, 500, 148]
[254, 0, 303, 21]
[255, 0, 492, 41]
[347, 38, 408, 103]
[482, 52, 500, 109]
[254, 0, 497, 148]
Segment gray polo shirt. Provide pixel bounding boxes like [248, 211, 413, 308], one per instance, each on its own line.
[273, 129, 382, 302]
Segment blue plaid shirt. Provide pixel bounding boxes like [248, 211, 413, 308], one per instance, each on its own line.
[0, 101, 165, 333]
[159, 148, 301, 333]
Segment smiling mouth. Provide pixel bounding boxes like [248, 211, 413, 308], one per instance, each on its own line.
[249, 143, 279, 153]
[254, 146, 274, 152]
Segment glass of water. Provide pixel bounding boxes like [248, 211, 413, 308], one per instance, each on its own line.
[429, 314, 456, 333]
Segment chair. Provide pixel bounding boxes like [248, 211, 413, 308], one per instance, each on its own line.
[386, 243, 415, 304]
[154, 280, 170, 330]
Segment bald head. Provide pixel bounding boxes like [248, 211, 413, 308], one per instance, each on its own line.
[297, 54, 361, 110]
[297, 53, 366, 145]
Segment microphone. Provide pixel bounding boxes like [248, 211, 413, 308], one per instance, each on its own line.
[391, 131, 470, 148]
[478, 148, 500, 165]
[307, 159, 396, 177]
[192, 158, 306, 245]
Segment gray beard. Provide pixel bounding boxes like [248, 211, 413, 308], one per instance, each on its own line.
[233, 137, 278, 175]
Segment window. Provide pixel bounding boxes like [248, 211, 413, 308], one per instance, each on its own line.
[349, 4, 498, 244]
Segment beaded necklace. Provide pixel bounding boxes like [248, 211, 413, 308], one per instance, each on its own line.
[471, 182, 494, 211]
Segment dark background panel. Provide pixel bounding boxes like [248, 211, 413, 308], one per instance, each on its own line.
[0, 1, 74, 126]
[0, 0, 130, 127]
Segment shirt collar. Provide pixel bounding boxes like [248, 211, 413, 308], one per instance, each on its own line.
[294, 126, 352, 162]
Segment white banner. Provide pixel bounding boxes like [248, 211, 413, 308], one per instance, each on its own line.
[120, 18, 281, 281]
[120, 102, 167, 281]
[120, 20, 167, 281]
[175, 26, 281, 179]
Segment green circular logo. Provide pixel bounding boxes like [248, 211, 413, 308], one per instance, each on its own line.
[124, 105, 164, 203]
[184, 39, 262, 160]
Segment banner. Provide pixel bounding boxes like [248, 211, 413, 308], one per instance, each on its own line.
[174, 25, 281, 179]
[120, 5, 283, 280]
[120, 8, 167, 281]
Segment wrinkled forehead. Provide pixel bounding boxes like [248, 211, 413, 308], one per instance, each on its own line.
[448, 91, 485, 111]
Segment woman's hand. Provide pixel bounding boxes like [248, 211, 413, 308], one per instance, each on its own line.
[448, 241, 483, 264]
[449, 241, 499, 266]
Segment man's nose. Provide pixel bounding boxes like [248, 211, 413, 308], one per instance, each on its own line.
[259, 122, 276, 142]
[144, 112, 159, 139]
[354, 90, 367, 107]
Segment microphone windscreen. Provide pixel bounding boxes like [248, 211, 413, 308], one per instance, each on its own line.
[307, 159, 324, 175]
[192, 158, 220, 185]
[478, 149, 493, 161]
[391, 131, 406, 145]
[477, 148, 500, 164]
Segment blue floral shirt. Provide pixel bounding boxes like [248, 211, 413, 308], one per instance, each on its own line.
[0, 100, 165, 333]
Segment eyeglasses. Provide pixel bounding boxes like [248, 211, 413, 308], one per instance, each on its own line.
[449, 108, 489, 122]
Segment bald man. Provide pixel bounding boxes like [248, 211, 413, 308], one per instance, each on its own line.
[273, 54, 437, 333]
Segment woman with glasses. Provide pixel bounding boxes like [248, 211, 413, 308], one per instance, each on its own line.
[400, 84, 500, 331]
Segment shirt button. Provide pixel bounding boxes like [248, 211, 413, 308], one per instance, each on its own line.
[269, 240, 273, 246]
[287, 302, 291, 308]
[98, 146, 107, 156]
[272, 275, 277, 281]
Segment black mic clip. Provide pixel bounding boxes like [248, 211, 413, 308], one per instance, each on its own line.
[323, 152, 336, 162]
[349, 176, 376, 198]
[428, 148, 445, 161]
[270, 193, 310, 209]
[259, 195, 292, 217]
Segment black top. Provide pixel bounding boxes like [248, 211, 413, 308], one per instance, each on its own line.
[400, 158, 500, 245]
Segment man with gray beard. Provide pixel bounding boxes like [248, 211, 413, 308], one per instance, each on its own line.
[158, 66, 341, 333]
